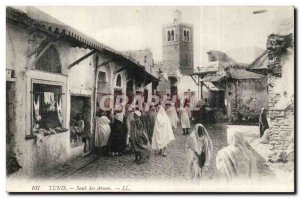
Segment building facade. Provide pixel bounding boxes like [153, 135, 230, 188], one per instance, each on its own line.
[6, 7, 97, 176]
[194, 50, 269, 124]
[225, 67, 268, 123]
[6, 6, 158, 177]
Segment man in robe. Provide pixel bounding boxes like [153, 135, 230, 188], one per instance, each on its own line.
[259, 107, 269, 137]
[130, 110, 151, 164]
[147, 104, 158, 143]
[95, 111, 111, 156]
[184, 124, 213, 180]
[216, 130, 257, 181]
[108, 111, 128, 156]
[140, 106, 150, 142]
[152, 105, 175, 156]
[125, 105, 135, 153]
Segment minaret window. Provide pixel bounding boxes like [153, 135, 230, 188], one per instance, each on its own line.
[187, 31, 190, 42]
[183, 28, 190, 42]
[167, 29, 175, 41]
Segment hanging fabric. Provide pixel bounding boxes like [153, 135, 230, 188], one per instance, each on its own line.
[33, 95, 41, 121]
[57, 96, 63, 125]
[44, 92, 55, 111]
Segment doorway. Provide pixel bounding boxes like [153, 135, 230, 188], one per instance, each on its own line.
[210, 91, 225, 108]
[70, 95, 91, 153]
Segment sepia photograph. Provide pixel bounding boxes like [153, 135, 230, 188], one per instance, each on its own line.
[5, 5, 295, 193]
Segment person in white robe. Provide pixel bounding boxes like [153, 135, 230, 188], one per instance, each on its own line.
[216, 130, 257, 181]
[95, 113, 111, 148]
[184, 124, 213, 180]
[166, 104, 179, 129]
[180, 103, 191, 135]
[152, 105, 175, 156]
[125, 105, 135, 152]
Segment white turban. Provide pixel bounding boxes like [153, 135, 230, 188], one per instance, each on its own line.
[115, 112, 124, 122]
[134, 110, 141, 117]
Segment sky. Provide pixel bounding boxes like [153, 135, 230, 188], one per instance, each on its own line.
[37, 6, 293, 67]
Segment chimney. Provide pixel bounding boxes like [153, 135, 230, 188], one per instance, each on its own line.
[173, 10, 182, 24]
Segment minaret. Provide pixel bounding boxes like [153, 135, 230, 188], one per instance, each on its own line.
[162, 10, 194, 75]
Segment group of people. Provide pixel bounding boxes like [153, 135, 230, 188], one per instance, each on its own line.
[94, 101, 258, 182]
[94, 103, 176, 164]
[164, 102, 192, 135]
[184, 123, 257, 181]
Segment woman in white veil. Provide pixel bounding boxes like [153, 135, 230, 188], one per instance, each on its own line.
[184, 124, 213, 180]
[166, 103, 179, 129]
[152, 105, 175, 156]
[216, 130, 257, 181]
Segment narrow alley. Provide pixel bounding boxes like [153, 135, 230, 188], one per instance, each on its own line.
[48, 123, 275, 181]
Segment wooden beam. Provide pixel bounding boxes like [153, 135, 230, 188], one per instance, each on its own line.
[68, 49, 97, 69]
[190, 75, 199, 86]
[114, 66, 126, 74]
[198, 75, 200, 101]
[97, 59, 114, 68]
[202, 81, 209, 89]
[28, 39, 52, 57]
[200, 81, 203, 99]
[28, 41, 55, 69]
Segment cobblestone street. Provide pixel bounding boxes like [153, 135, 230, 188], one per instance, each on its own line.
[50, 122, 275, 181]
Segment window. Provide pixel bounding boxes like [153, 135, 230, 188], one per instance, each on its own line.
[98, 71, 107, 83]
[144, 55, 147, 64]
[183, 29, 190, 42]
[35, 42, 61, 73]
[116, 74, 122, 87]
[97, 71, 107, 92]
[172, 30, 174, 41]
[167, 29, 175, 41]
[31, 83, 63, 134]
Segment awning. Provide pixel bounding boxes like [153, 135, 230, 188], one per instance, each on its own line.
[227, 68, 266, 80]
[203, 82, 225, 91]
[192, 66, 218, 78]
[7, 6, 159, 82]
[7, 7, 110, 51]
[246, 51, 268, 75]
[201, 74, 225, 82]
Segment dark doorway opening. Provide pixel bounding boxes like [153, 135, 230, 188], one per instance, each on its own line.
[210, 91, 225, 108]
[70, 96, 91, 153]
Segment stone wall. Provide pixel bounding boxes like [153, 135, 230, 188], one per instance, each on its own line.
[227, 77, 268, 124]
[267, 33, 294, 162]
